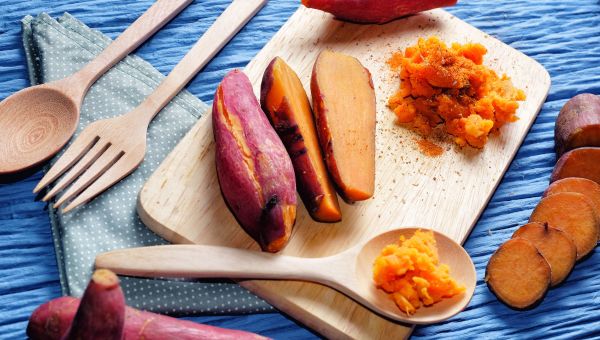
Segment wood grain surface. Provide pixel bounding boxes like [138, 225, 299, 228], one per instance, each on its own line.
[137, 7, 550, 339]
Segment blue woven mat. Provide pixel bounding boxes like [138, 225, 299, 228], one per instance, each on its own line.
[1, 0, 600, 339]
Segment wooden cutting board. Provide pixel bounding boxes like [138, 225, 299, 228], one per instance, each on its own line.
[137, 6, 550, 339]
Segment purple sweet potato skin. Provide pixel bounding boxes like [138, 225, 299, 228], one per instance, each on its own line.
[63, 272, 125, 340]
[555, 93, 600, 156]
[213, 70, 296, 252]
[302, 0, 457, 24]
[28, 296, 268, 340]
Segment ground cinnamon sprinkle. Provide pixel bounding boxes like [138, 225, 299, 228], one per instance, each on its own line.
[387, 36, 526, 148]
[415, 138, 444, 157]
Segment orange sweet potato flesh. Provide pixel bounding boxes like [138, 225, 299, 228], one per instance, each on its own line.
[311, 50, 376, 203]
[302, 0, 458, 24]
[512, 222, 576, 286]
[485, 238, 551, 309]
[529, 192, 599, 260]
[261, 57, 342, 222]
[555, 93, 600, 156]
[544, 177, 600, 240]
[551, 147, 600, 185]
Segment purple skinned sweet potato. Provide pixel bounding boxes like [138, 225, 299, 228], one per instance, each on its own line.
[213, 69, 297, 253]
[27, 271, 268, 340]
[555, 93, 600, 156]
[302, 0, 458, 24]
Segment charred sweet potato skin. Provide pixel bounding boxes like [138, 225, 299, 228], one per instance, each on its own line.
[302, 0, 457, 24]
[261, 57, 342, 222]
[551, 147, 600, 184]
[485, 238, 551, 309]
[213, 70, 297, 252]
[311, 50, 376, 203]
[555, 93, 600, 156]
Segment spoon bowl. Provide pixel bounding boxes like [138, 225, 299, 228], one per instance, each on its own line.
[351, 228, 476, 324]
[0, 84, 79, 174]
[96, 227, 476, 324]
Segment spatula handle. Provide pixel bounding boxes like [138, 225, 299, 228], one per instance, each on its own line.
[95, 244, 331, 283]
[70, 0, 192, 100]
[132, 0, 268, 125]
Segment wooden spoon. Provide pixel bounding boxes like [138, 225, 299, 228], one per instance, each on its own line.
[0, 0, 192, 175]
[96, 228, 476, 324]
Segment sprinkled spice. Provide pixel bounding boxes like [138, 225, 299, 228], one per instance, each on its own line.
[387, 36, 526, 148]
[415, 138, 444, 157]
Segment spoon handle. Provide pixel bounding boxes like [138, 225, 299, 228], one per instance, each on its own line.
[69, 0, 192, 99]
[95, 244, 335, 283]
[131, 0, 267, 125]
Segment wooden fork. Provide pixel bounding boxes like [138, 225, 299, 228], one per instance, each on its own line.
[33, 0, 267, 213]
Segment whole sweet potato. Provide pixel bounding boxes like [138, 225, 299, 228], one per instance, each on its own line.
[302, 0, 457, 24]
[213, 70, 297, 252]
[555, 93, 600, 156]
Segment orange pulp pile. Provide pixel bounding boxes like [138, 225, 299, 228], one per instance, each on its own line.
[373, 230, 465, 315]
[388, 36, 526, 148]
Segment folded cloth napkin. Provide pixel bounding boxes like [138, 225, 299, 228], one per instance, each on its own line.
[21, 12, 272, 314]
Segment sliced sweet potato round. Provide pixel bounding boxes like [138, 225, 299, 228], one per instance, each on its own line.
[512, 222, 576, 286]
[485, 238, 551, 309]
[543, 177, 600, 240]
[529, 192, 599, 260]
[551, 147, 600, 184]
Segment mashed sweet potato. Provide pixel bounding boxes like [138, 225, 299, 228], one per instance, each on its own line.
[373, 230, 465, 315]
[387, 36, 526, 148]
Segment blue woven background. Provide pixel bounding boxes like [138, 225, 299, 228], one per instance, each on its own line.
[1, 0, 600, 339]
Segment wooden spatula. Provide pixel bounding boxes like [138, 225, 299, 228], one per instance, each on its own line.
[34, 0, 268, 213]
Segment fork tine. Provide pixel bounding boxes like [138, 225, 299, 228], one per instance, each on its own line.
[61, 153, 142, 213]
[42, 141, 111, 202]
[53, 146, 124, 209]
[33, 133, 99, 194]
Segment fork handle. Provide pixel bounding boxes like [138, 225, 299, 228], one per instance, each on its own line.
[133, 0, 268, 125]
[68, 0, 192, 101]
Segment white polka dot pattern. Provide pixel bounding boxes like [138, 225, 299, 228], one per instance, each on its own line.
[21, 12, 272, 315]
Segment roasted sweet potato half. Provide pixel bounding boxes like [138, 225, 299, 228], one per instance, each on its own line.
[529, 192, 598, 260]
[485, 238, 551, 309]
[512, 222, 576, 286]
[544, 177, 600, 240]
[302, 0, 458, 24]
[551, 147, 600, 184]
[213, 70, 297, 252]
[311, 50, 376, 203]
[555, 93, 600, 156]
[261, 57, 342, 222]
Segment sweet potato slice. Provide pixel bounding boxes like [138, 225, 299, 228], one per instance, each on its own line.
[311, 50, 376, 203]
[529, 192, 599, 260]
[544, 177, 600, 240]
[261, 57, 342, 222]
[485, 238, 551, 309]
[512, 222, 576, 286]
[301, 0, 458, 24]
[551, 147, 600, 184]
[555, 93, 600, 156]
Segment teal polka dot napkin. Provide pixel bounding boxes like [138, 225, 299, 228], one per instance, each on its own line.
[21, 12, 272, 314]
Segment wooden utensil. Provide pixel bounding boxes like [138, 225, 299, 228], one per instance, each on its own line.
[34, 0, 268, 213]
[96, 227, 476, 325]
[135, 7, 551, 339]
[0, 0, 192, 175]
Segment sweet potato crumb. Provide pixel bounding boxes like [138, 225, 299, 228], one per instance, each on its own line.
[373, 230, 465, 315]
[387, 36, 526, 148]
